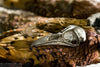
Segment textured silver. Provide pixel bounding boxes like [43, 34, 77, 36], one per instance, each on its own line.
[31, 25, 86, 47]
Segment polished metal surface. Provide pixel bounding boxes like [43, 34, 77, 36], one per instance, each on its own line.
[31, 25, 86, 47]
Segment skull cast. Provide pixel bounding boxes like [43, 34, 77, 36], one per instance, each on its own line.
[31, 25, 86, 47]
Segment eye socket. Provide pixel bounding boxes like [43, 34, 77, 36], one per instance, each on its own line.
[63, 31, 78, 44]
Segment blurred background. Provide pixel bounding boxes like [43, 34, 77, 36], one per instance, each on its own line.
[1, 0, 100, 19]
